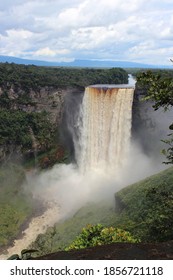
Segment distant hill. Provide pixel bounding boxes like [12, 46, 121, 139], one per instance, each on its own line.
[0, 55, 172, 69]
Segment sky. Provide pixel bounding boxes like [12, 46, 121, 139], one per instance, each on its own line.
[0, 0, 173, 65]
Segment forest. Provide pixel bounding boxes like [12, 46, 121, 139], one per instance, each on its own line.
[1, 63, 173, 260]
[0, 62, 128, 90]
[0, 63, 128, 165]
[0, 63, 129, 255]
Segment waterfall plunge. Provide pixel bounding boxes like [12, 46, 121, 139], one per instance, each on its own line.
[76, 85, 134, 173]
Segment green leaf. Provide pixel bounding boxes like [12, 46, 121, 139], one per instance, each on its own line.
[7, 254, 20, 260]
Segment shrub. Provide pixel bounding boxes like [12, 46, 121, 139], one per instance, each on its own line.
[66, 224, 139, 251]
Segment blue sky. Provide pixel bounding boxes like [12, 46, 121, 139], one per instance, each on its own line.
[0, 0, 173, 65]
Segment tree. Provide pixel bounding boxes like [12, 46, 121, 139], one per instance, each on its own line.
[7, 249, 38, 260]
[136, 70, 173, 110]
[65, 224, 139, 251]
[136, 70, 173, 163]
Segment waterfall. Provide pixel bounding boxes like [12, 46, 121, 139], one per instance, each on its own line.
[28, 126, 38, 168]
[76, 85, 134, 173]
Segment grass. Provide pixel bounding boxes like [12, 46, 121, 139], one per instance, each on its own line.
[31, 166, 173, 256]
[2, 163, 173, 255]
[0, 144, 71, 249]
[115, 166, 173, 241]
[30, 201, 117, 255]
[0, 164, 33, 247]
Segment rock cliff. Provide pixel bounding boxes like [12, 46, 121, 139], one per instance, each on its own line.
[35, 241, 173, 260]
[0, 84, 84, 163]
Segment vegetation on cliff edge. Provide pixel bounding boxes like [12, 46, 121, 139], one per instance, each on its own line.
[0, 164, 33, 247]
[30, 166, 173, 256]
[115, 166, 173, 242]
[0, 63, 128, 91]
[136, 70, 173, 164]
[0, 63, 128, 165]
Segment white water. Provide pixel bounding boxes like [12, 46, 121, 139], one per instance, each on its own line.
[77, 86, 134, 173]
[128, 74, 136, 86]
[1, 82, 166, 259]
[0, 202, 60, 259]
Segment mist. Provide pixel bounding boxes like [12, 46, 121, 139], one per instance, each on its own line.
[24, 85, 171, 223]
[26, 139, 165, 222]
[1, 78, 172, 260]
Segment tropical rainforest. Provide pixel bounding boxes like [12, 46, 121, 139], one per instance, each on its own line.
[0, 63, 128, 253]
[0, 63, 173, 259]
[0, 63, 128, 165]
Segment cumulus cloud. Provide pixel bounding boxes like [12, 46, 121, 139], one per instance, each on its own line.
[35, 47, 70, 56]
[0, 0, 173, 65]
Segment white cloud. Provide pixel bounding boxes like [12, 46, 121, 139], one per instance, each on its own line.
[0, 0, 173, 65]
[0, 28, 36, 57]
[34, 47, 70, 57]
[160, 27, 173, 40]
[128, 41, 173, 64]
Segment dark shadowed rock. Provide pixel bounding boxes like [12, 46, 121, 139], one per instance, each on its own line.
[35, 241, 173, 260]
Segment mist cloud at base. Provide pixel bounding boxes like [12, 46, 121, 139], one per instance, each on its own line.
[25, 138, 166, 222]
[24, 93, 172, 222]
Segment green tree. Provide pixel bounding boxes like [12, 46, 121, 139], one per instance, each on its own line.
[7, 249, 38, 260]
[66, 224, 139, 251]
[136, 70, 173, 110]
[136, 70, 173, 163]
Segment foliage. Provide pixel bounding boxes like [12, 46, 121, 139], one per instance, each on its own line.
[30, 167, 173, 256]
[0, 164, 33, 247]
[0, 108, 55, 157]
[115, 166, 173, 242]
[161, 136, 173, 164]
[0, 62, 128, 164]
[136, 70, 173, 110]
[7, 249, 38, 260]
[0, 63, 128, 90]
[66, 224, 139, 251]
[136, 70, 173, 163]
[29, 202, 117, 256]
[0, 63, 128, 250]
[38, 146, 70, 169]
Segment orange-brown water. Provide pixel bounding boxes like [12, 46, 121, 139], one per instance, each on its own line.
[77, 86, 134, 172]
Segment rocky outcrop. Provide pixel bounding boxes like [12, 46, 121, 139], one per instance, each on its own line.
[0, 85, 85, 125]
[0, 85, 84, 163]
[132, 86, 161, 155]
[0, 86, 79, 125]
[35, 241, 173, 260]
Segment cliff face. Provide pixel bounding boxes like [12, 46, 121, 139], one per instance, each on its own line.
[0, 85, 146, 163]
[35, 241, 173, 260]
[0, 85, 85, 124]
[1, 86, 63, 124]
[0, 63, 129, 163]
[0, 85, 84, 163]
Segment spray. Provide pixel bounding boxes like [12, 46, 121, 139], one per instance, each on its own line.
[0, 82, 167, 259]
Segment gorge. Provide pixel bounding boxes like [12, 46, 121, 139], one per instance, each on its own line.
[0, 82, 137, 259]
[0, 66, 172, 259]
